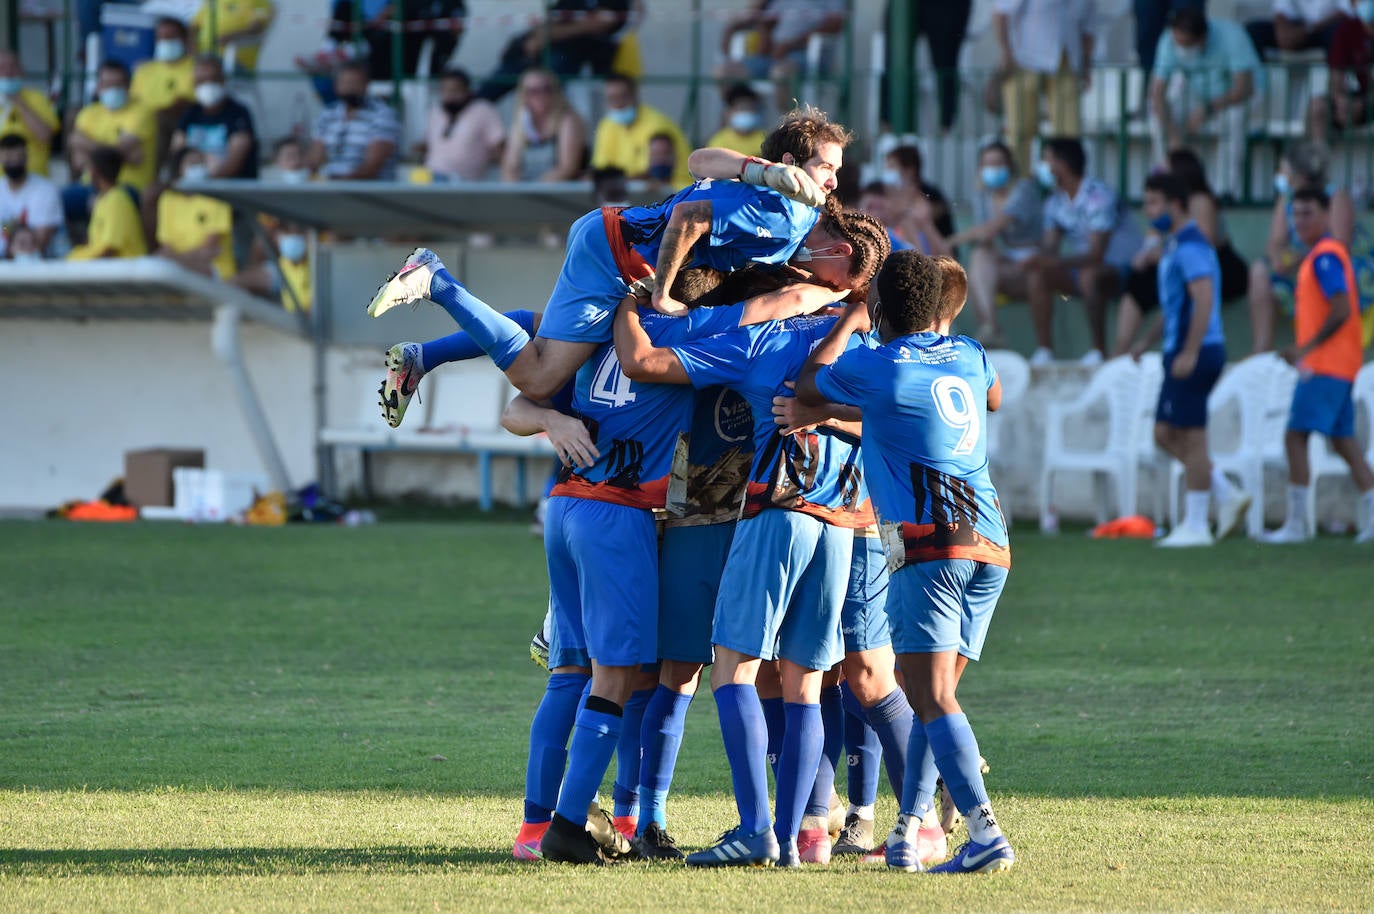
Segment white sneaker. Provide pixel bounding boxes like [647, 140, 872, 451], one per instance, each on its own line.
[1078, 348, 1105, 368]
[378, 342, 424, 428]
[1214, 491, 1252, 541]
[1261, 524, 1312, 544]
[1157, 525, 1214, 548]
[1355, 525, 1374, 544]
[1029, 347, 1055, 368]
[367, 247, 444, 317]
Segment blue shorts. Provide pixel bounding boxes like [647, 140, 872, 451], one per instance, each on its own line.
[1157, 344, 1225, 428]
[841, 533, 891, 654]
[658, 521, 735, 665]
[535, 210, 629, 344]
[545, 495, 659, 667]
[547, 597, 591, 670]
[1288, 373, 1356, 438]
[712, 510, 852, 670]
[887, 560, 1009, 662]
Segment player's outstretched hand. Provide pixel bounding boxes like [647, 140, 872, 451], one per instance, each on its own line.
[545, 411, 600, 469]
[741, 158, 826, 208]
[650, 289, 690, 316]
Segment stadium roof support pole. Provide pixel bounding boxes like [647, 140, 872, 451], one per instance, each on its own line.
[887, 0, 914, 135]
[389, 2, 403, 106]
[211, 305, 294, 496]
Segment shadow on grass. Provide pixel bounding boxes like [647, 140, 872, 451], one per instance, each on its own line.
[0, 846, 514, 876]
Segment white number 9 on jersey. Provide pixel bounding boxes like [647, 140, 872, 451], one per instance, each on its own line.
[930, 375, 980, 456]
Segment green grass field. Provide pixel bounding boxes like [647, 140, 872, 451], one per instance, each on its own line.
[1, 519, 1371, 913]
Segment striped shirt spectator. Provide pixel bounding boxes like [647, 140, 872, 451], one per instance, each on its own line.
[307, 62, 400, 181]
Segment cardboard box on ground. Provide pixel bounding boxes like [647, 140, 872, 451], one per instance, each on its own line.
[124, 449, 205, 508]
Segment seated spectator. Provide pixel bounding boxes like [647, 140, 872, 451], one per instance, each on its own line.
[1308, 4, 1374, 143]
[132, 18, 198, 159]
[705, 83, 766, 156]
[1148, 8, 1261, 201]
[306, 62, 400, 180]
[0, 50, 59, 177]
[476, 0, 629, 101]
[0, 133, 62, 256]
[270, 136, 312, 183]
[5, 223, 41, 261]
[857, 181, 914, 253]
[154, 147, 236, 278]
[590, 75, 690, 185]
[882, 143, 955, 249]
[1023, 136, 1144, 367]
[231, 218, 311, 313]
[171, 55, 259, 179]
[715, 0, 845, 114]
[1247, 140, 1374, 352]
[946, 140, 1044, 347]
[645, 132, 678, 189]
[591, 165, 629, 205]
[1246, 0, 1348, 55]
[500, 69, 587, 182]
[419, 68, 504, 181]
[192, 0, 276, 73]
[67, 147, 147, 260]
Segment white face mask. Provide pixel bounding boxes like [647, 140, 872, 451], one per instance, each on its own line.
[880, 168, 902, 188]
[194, 82, 226, 108]
[279, 168, 310, 185]
[11, 251, 41, 263]
[154, 38, 185, 62]
[1175, 43, 1202, 62]
[182, 163, 209, 183]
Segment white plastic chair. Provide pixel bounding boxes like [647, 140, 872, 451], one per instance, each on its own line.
[1131, 353, 1170, 523]
[1039, 355, 1150, 527]
[1304, 361, 1374, 532]
[985, 349, 1029, 523]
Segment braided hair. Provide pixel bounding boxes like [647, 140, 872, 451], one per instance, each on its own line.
[822, 196, 891, 289]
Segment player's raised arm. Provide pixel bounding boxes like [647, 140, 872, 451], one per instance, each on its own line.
[688, 147, 825, 207]
[796, 299, 870, 406]
[614, 295, 692, 383]
[650, 200, 713, 317]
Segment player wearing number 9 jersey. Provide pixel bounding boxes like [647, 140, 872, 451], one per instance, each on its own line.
[798, 251, 1015, 875]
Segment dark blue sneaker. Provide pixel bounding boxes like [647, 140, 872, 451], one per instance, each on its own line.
[776, 836, 800, 868]
[926, 836, 1015, 874]
[884, 818, 922, 872]
[685, 825, 779, 868]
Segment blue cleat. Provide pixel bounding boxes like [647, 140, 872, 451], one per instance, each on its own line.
[926, 836, 1015, 874]
[884, 819, 923, 873]
[685, 825, 779, 868]
[776, 836, 800, 868]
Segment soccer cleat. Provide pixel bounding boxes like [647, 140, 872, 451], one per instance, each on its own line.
[832, 814, 876, 855]
[1214, 491, 1252, 541]
[796, 815, 831, 864]
[916, 824, 948, 866]
[367, 247, 443, 318]
[776, 836, 800, 868]
[684, 825, 779, 868]
[1261, 523, 1312, 544]
[937, 780, 962, 835]
[632, 822, 685, 861]
[541, 813, 619, 866]
[512, 820, 549, 861]
[860, 842, 887, 864]
[378, 342, 424, 429]
[612, 815, 637, 841]
[827, 790, 846, 838]
[927, 836, 1016, 874]
[585, 802, 634, 859]
[1157, 525, 1214, 548]
[529, 628, 550, 670]
[883, 819, 922, 872]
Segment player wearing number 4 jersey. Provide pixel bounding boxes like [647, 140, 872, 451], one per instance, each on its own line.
[798, 251, 1016, 875]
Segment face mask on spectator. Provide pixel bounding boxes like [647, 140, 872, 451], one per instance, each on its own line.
[1149, 212, 1174, 233]
[3, 162, 26, 181]
[1175, 43, 1201, 62]
[182, 163, 209, 183]
[1274, 173, 1292, 197]
[99, 87, 128, 110]
[154, 39, 185, 62]
[195, 82, 226, 108]
[279, 233, 307, 262]
[648, 163, 673, 181]
[0, 78, 20, 96]
[280, 168, 310, 184]
[729, 110, 760, 133]
[980, 165, 1010, 189]
[338, 92, 366, 109]
[442, 98, 470, 116]
[880, 168, 902, 188]
[12, 251, 41, 263]
[1033, 160, 1056, 189]
[606, 105, 637, 126]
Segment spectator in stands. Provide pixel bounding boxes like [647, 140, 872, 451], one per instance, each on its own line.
[1134, 0, 1205, 110]
[1247, 140, 1373, 352]
[419, 68, 505, 181]
[154, 147, 236, 278]
[857, 181, 914, 253]
[232, 218, 311, 313]
[476, 0, 630, 101]
[883, 143, 955, 242]
[715, 0, 845, 114]
[68, 61, 158, 226]
[270, 136, 311, 183]
[132, 17, 198, 162]
[1023, 136, 1144, 367]
[1308, 3, 1374, 143]
[1148, 9, 1261, 202]
[171, 56, 259, 179]
[5, 223, 41, 261]
[0, 50, 59, 178]
[882, 0, 972, 133]
[344, 0, 465, 82]
[591, 165, 628, 205]
[590, 75, 691, 185]
[993, 0, 1097, 176]
[1115, 148, 1251, 358]
[306, 61, 401, 180]
[1246, 0, 1349, 56]
[705, 83, 766, 156]
[946, 140, 1044, 348]
[192, 0, 276, 73]
[0, 133, 62, 257]
[500, 69, 587, 182]
[67, 146, 147, 260]
[645, 132, 678, 190]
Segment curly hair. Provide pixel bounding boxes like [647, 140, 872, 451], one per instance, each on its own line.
[876, 251, 943, 335]
[932, 256, 967, 325]
[822, 199, 891, 289]
[760, 104, 852, 164]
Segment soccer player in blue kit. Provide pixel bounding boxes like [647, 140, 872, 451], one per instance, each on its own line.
[612, 211, 891, 867]
[798, 251, 1016, 874]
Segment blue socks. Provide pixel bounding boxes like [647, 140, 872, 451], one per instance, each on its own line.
[841, 682, 880, 808]
[805, 685, 844, 817]
[760, 696, 785, 782]
[925, 712, 990, 816]
[523, 671, 589, 823]
[552, 696, 623, 825]
[774, 701, 823, 843]
[866, 687, 916, 806]
[714, 683, 772, 835]
[612, 688, 653, 820]
[427, 268, 531, 371]
[419, 309, 536, 371]
[637, 685, 693, 832]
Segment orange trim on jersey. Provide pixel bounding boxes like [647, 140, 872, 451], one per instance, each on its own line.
[551, 473, 669, 511]
[893, 521, 1012, 569]
[1296, 237, 1364, 382]
[601, 207, 654, 284]
[742, 481, 876, 529]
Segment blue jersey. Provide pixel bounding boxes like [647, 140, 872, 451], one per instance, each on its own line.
[665, 385, 755, 527]
[671, 315, 874, 529]
[620, 178, 819, 275]
[814, 332, 1010, 569]
[1158, 221, 1224, 355]
[551, 305, 742, 510]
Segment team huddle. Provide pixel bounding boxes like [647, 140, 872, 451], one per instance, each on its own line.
[367, 108, 1015, 873]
